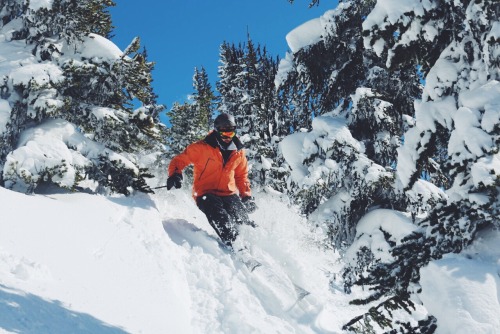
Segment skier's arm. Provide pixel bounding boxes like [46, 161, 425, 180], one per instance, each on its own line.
[235, 151, 251, 198]
[168, 143, 199, 176]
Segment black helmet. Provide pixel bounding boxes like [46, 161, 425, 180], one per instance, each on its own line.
[214, 113, 236, 130]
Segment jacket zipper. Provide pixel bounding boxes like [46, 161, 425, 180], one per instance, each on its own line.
[217, 150, 238, 190]
[198, 158, 213, 181]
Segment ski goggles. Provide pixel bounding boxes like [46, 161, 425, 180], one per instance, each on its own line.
[218, 128, 236, 138]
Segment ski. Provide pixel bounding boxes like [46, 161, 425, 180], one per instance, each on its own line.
[208, 233, 311, 307]
[242, 257, 262, 272]
[233, 247, 262, 272]
[293, 283, 310, 301]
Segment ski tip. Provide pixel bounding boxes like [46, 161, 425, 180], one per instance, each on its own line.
[293, 284, 310, 300]
[245, 260, 262, 272]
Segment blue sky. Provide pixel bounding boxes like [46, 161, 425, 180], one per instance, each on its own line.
[110, 1, 335, 116]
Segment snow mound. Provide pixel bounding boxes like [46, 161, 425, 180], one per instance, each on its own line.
[420, 228, 500, 334]
[28, 0, 53, 11]
[79, 33, 123, 60]
[286, 18, 323, 53]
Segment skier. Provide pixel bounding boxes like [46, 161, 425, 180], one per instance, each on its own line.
[166, 113, 257, 249]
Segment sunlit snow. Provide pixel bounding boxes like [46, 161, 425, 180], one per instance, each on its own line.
[1, 186, 499, 333]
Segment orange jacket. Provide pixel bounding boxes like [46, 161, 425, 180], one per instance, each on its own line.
[168, 132, 252, 199]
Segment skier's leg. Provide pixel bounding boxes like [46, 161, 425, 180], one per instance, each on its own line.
[196, 193, 238, 247]
[219, 195, 261, 270]
[222, 194, 255, 227]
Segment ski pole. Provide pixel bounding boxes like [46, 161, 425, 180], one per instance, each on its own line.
[151, 185, 169, 190]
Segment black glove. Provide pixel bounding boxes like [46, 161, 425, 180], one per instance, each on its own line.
[241, 196, 257, 213]
[166, 173, 183, 190]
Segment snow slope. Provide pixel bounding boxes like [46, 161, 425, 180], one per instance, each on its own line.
[0, 187, 341, 333]
[0, 186, 499, 333]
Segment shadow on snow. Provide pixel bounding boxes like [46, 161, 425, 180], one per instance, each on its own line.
[0, 285, 128, 334]
[162, 218, 228, 258]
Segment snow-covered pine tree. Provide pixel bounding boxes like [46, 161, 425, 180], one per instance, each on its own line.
[217, 36, 289, 188]
[341, 0, 500, 331]
[217, 41, 244, 116]
[276, 0, 416, 249]
[217, 36, 260, 136]
[288, 0, 320, 9]
[166, 66, 216, 157]
[165, 67, 216, 183]
[192, 66, 216, 132]
[0, 0, 166, 195]
[252, 46, 291, 188]
[165, 102, 197, 157]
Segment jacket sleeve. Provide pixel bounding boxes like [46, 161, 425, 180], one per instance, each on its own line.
[234, 150, 252, 198]
[168, 143, 199, 176]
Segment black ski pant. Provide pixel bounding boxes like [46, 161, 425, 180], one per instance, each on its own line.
[196, 193, 251, 248]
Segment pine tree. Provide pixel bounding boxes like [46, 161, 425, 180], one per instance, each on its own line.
[251, 46, 290, 187]
[166, 66, 216, 157]
[339, 0, 500, 331]
[192, 66, 216, 132]
[288, 0, 320, 8]
[276, 0, 500, 329]
[217, 41, 244, 116]
[217, 36, 290, 187]
[0, 0, 166, 194]
[275, 0, 410, 251]
[166, 102, 198, 157]
[165, 67, 215, 184]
